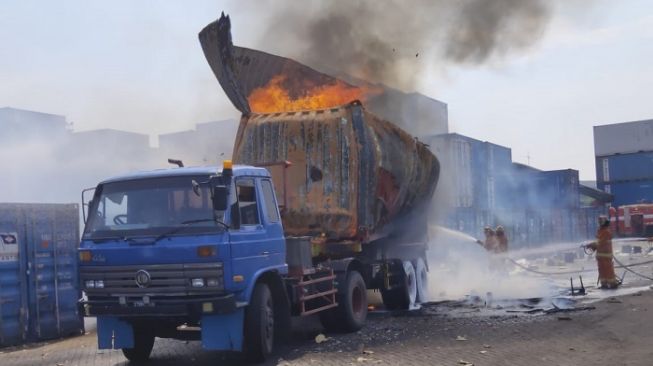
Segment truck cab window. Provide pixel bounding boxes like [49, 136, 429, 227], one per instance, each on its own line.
[236, 180, 260, 225]
[261, 180, 280, 222]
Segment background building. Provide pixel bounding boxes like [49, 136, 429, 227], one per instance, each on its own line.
[594, 119, 653, 207]
[158, 119, 239, 166]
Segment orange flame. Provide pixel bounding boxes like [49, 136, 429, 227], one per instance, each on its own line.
[248, 74, 380, 114]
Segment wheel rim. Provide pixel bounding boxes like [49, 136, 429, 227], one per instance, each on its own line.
[415, 258, 429, 303]
[264, 297, 274, 349]
[351, 284, 363, 316]
[403, 260, 417, 308]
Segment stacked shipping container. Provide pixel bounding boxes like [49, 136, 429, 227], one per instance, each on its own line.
[594, 119, 653, 207]
[428, 133, 607, 247]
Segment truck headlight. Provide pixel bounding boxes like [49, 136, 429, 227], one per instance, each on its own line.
[94, 280, 105, 289]
[206, 278, 220, 287]
[85, 280, 95, 289]
[191, 278, 205, 288]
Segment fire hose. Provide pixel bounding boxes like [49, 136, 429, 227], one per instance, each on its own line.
[507, 255, 653, 279]
[611, 255, 653, 281]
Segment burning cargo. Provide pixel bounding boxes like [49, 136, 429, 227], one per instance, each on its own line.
[200, 13, 440, 244]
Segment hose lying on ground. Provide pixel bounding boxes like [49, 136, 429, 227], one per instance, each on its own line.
[507, 256, 653, 278]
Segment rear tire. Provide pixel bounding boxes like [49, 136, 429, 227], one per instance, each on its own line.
[381, 260, 417, 310]
[121, 329, 155, 363]
[245, 283, 275, 363]
[320, 270, 367, 333]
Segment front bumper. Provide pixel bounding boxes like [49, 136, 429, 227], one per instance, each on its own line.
[81, 294, 237, 318]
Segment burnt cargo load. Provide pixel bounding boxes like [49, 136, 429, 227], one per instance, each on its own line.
[233, 102, 439, 242]
[199, 13, 440, 243]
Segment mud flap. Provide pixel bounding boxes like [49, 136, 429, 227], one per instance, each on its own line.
[96, 316, 134, 349]
[201, 308, 244, 351]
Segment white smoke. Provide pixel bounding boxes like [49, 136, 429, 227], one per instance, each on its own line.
[426, 225, 558, 302]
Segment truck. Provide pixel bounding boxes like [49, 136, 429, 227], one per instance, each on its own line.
[77, 14, 440, 363]
[609, 204, 653, 237]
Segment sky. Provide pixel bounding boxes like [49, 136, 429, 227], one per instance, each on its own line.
[1, 0, 652, 181]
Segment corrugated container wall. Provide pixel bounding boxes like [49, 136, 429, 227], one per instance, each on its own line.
[595, 152, 653, 183]
[601, 181, 653, 207]
[0, 203, 83, 347]
[594, 119, 653, 157]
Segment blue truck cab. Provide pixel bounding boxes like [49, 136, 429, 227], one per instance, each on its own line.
[79, 162, 292, 362]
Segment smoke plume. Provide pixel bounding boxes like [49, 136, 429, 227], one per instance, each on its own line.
[261, 0, 553, 90]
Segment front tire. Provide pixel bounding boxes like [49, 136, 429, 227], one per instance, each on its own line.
[121, 329, 155, 362]
[245, 283, 275, 362]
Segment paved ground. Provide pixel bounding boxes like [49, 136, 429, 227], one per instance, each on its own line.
[2, 282, 653, 366]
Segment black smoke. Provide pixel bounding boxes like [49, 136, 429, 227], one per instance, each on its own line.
[259, 0, 553, 90]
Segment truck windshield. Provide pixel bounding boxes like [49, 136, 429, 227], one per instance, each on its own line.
[83, 175, 224, 240]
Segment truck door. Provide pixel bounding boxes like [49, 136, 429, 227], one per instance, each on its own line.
[229, 178, 283, 293]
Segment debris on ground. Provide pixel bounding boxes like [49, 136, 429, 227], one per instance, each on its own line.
[458, 360, 474, 365]
[315, 334, 329, 344]
[456, 335, 468, 341]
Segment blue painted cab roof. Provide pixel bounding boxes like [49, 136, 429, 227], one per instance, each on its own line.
[100, 165, 270, 184]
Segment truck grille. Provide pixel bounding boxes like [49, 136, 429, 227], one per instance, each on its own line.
[80, 263, 224, 296]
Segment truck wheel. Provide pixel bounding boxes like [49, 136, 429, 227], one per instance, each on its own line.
[245, 283, 274, 362]
[381, 260, 417, 310]
[320, 270, 367, 333]
[121, 330, 155, 362]
[415, 257, 429, 303]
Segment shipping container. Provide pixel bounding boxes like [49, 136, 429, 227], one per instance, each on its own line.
[600, 180, 653, 207]
[428, 133, 512, 211]
[0, 203, 83, 347]
[594, 119, 653, 157]
[595, 152, 653, 183]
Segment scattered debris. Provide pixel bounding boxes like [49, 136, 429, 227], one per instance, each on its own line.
[607, 297, 622, 304]
[357, 356, 370, 362]
[455, 335, 468, 341]
[483, 344, 492, 349]
[315, 334, 329, 344]
[480, 350, 488, 354]
[458, 360, 474, 366]
[557, 316, 572, 321]
[362, 350, 375, 355]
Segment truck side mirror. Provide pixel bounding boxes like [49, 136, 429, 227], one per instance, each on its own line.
[212, 186, 228, 211]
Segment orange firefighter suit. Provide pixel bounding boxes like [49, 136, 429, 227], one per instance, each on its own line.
[587, 225, 619, 289]
[495, 227, 508, 253]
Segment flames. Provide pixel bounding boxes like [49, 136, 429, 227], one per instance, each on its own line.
[248, 74, 380, 114]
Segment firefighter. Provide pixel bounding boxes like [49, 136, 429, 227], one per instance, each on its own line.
[584, 217, 620, 289]
[483, 226, 498, 252]
[495, 226, 508, 253]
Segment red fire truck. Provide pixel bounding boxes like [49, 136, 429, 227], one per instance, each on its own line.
[610, 204, 653, 237]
